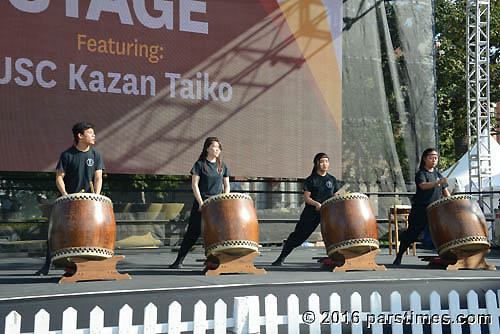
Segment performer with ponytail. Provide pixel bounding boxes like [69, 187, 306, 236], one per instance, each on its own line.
[393, 148, 450, 265]
[272, 153, 340, 266]
[169, 137, 230, 269]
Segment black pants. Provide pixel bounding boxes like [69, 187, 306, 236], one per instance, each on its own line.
[284, 206, 320, 250]
[176, 201, 202, 259]
[398, 205, 428, 253]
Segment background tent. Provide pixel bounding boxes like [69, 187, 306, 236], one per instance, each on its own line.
[444, 136, 500, 194]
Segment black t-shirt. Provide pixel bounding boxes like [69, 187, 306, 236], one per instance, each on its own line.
[56, 146, 105, 194]
[413, 169, 448, 207]
[190, 160, 230, 200]
[303, 172, 340, 207]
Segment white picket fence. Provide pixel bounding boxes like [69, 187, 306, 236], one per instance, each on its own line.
[5, 289, 500, 334]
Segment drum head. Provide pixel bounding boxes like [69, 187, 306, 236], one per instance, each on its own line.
[438, 236, 490, 259]
[55, 193, 113, 205]
[51, 246, 114, 267]
[321, 193, 369, 207]
[427, 194, 472, 210]
[326, 238, 379, 257]
[201, 192, 253, 210]
[205, 240, 259, 257]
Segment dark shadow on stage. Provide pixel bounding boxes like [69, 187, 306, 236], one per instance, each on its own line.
[387, 264, 434, 270]
[124, 269, 205, 276]
[262, 265, 325, 272]
[0, 277, 60, 284]
[0, 263, 48, 271]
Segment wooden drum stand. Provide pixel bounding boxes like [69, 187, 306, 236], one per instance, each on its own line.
[58, 256, 131, 284]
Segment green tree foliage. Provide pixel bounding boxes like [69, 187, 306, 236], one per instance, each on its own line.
[435, 0, 500, 169]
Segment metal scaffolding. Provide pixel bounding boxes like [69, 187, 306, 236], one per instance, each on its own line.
[466, 0, 494, 215]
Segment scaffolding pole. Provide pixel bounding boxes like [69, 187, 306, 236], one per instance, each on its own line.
[466, 0, 494, 219]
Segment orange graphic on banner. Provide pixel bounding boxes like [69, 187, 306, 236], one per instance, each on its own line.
[276, 0, 342, 130]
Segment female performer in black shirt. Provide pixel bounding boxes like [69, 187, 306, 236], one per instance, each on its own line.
[393, 148, 450, 265]
[169, 137, 230, 268]
[272, 153, 340, 266]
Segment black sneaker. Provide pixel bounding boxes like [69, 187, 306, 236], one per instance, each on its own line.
[168, 262, 183, 269]
[271, 259, 283, 266]
[35, 265, 50, 276]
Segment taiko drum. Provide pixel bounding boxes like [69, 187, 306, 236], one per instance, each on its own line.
[427, 195, 490, 259]
[49, 193, 116, 267]
[201, 193, 259, 257]
[320, 193, 379, 257]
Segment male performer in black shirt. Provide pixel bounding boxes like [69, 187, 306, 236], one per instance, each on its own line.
[35, 122, 105, 275]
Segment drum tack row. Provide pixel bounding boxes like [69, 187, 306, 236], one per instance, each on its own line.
[48, 192, 494, 283]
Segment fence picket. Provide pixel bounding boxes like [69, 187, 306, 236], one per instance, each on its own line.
[167, 301, 182, 334]
[486, 290, 500, 334]
[329, 293, 341, 334]
[193, 300, 208, 333]
[264, 294, 278, 334]
[429, 291, 442, 334]
[33, 309, 50, 334]
[213, 299, 227, 334]
[234, 296, 249, 334]
[350, 292, 362, 334]
[247, 296, 261, 333]
[307, 293, 321, 333]
[390, 291, 403, 334]
[118, 304, 133, 334]
[410, 291, 423, 334]
[6, 311, 21, 334]
[62, 307, 77, 334]
[143, 303, 158, 334]
[448, 290, 462, 334]
[89, 306, 104, 334]
[466, 290, 480, 333]
[286, 294, 300, 334]
[369, 291, 383, 334]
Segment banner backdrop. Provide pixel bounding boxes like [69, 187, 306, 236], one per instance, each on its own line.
[0, 0, 342, 178]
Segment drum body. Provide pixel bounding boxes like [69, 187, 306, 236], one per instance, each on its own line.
[427, 195, 490, 259]
[320, 193, 379, 257]
[49, 193, 116, 266]
[201, 193, 259, 257]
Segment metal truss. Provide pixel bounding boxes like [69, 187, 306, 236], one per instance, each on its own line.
[466, 0, 494, 215]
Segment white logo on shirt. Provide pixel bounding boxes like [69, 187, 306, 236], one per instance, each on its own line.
[86, 158, 94, 167]
[326, 180, 333, 189]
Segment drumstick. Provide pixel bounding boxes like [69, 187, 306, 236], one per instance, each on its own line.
[89, 181, 95, 194]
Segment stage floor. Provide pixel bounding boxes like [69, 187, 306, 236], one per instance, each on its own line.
[1, 246, 499, 331]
